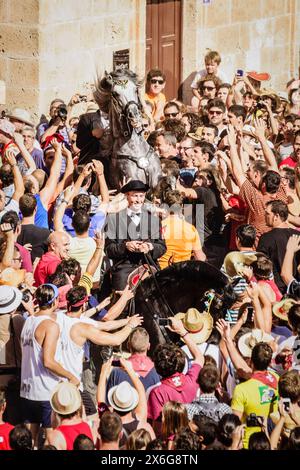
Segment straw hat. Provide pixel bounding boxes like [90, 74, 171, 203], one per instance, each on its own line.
[273, 298, 296, 322]
[7, 108, 34, 127]
[238, 329, 274, 358]
[0, 268, 26, 287]
[188, 126, 203, 141]
[86, 101, 99, 113]
[50, 382, 82, 415]
[277, 91, 289, 103]
[174, 307, 213, 344]
[258, 89, 281, 111]
[0, 285, 22, 314]
[223, 251, 257, 278]
[107, 381, 139, 412]
[0, 119, 15, 138]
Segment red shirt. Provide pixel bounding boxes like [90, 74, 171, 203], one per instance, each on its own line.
[56, 422, 93, 450]
[0, 422, 14, 450]
[34, 251, 61, 286]
[279, 155, 297, 169]
[147, 363, 201, 421]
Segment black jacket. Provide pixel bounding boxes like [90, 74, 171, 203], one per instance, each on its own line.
[105, 208, 166, 289]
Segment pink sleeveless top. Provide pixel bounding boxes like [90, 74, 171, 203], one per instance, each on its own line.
[57, 422, 93, 450]
[258, 279, 282, 302]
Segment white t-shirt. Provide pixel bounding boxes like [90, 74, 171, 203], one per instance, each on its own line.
[191, 69, 229, 89]
[0, 199, 19, 222]
[182, 342, 221, 373]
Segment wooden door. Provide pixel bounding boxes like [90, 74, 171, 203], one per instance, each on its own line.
[146, 0, 182, 100]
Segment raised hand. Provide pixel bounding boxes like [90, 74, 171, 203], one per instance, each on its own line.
[13, 132, 25, 148]
[227, 124, 237, 146]
[5, 149, 17, 167]
[215, 319, 231, 341]
[286, 234, 300, 254]
[82, 162, 93, 178]
[167, 317, 187, 336]
[127, 314, 143, 328]
[94, 230, 105, 249]
[254, 117, 267, 141]
[0, 223, 14, 236]
[50, 137, 61, 151]
[92, 159, 104, 175]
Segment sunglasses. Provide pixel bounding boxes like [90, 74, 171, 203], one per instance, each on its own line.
[203, 86, 216, 91]
[151, 79, 164, 85]
[180, 146, 193, 152]
[165, 112, 178, 118]
[208, 110, 222, 115]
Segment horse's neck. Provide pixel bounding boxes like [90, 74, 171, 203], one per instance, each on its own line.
[115, 130, 149, 155]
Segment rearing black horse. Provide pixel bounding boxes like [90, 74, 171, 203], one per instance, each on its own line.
[133, 260, 229, 353]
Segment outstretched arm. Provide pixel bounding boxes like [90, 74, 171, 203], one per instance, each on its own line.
[227, 124, 246, 188]
[13, 133, 36, 174]
[281, 235, 300, 285]
[39, 138, 62, 207]
[216, 319, 252, 379]
[92, 160, 109, 208]
[167, 317, 204, 366]
[6, 151, 25, 202]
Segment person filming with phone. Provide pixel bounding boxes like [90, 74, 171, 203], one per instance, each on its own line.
[270, 370, 300, 448]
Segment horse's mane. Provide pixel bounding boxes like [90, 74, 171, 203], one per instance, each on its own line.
[94, 69, 143, 112]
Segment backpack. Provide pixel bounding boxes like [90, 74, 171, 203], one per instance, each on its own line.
[193, 400, 225, 423]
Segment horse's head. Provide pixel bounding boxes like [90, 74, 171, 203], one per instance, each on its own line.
[100, 70, 143, 130]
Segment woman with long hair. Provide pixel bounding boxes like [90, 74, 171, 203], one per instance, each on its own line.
[161, 401, 189, 450]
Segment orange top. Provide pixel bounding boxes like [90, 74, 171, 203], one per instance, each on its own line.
[159, 215, 202, 269]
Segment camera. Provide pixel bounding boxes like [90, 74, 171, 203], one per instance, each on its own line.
[246, 306, 254, 323]
[99, 346, 113, 363]
[57, 104, 68, 121]
[157, 318, 170, 326]
[236, 69, 244, 77]
[282, 398, 291, 413]
[256, 100, 267, 110]
[22, 289, 32, 303]
[112, 359, 121, 367]
[246, 413, 263, 427]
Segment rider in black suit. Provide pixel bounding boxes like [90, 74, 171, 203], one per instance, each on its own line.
[105, 180, 166, 290]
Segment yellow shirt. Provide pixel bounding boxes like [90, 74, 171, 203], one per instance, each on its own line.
[159, 215, 202, 270]
[231, 371, 279, 449]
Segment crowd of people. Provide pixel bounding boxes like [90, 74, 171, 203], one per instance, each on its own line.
[0, 48, 300, 452]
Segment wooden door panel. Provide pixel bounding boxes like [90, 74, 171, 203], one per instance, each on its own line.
[146, 0, 181, 100]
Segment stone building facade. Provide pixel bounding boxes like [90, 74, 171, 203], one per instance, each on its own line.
[0, 0, 299, 122]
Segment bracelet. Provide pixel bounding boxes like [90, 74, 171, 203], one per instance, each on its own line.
[62, 199, 69, 205]
[181, 331, 189, 339]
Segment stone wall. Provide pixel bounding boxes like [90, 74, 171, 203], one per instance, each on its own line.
[0, 0, 299, 119]
[0, 0, 146, 122]
[182, 0, 300, 103]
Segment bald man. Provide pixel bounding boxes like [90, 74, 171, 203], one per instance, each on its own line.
[34, 231, 70, 286]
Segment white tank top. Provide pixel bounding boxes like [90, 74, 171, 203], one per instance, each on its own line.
[56, 312, 96, 391]
[20, 315, 62, 401]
